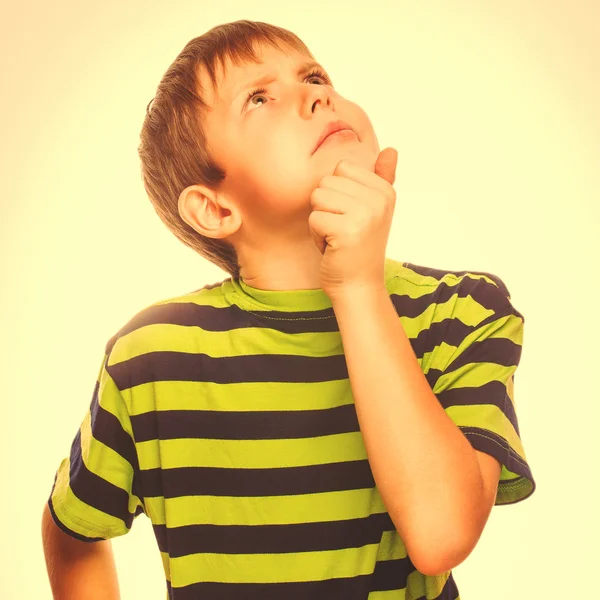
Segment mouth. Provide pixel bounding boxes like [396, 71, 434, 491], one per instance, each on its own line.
[312, 119, 357, 154]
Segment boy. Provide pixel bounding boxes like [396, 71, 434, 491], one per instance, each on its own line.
[42, 19, 536, 600]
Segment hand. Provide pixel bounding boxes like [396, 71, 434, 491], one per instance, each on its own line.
[308, 147, 398, 299]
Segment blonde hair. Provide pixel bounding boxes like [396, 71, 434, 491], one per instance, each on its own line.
[137, 20, 313, 279]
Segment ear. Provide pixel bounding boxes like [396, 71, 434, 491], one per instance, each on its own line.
[178, 184, 242, 240]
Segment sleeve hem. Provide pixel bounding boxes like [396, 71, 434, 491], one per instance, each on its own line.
[47, 495, 119, 542]
[459, 426, 536, 506]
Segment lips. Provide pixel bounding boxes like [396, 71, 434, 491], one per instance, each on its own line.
[313, 119, 355, 154]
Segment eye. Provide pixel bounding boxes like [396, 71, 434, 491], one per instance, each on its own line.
[243, 68, 332, 111]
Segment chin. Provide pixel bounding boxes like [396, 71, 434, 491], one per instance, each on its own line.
[320, 143, 376, 170]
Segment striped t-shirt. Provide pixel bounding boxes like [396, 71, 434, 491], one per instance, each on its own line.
[47, 257, 536, 599]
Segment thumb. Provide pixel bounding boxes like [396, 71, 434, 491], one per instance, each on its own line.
[374, 147, 398, 186]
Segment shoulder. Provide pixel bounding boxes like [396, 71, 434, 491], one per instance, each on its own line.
[388, 258, 508, 294]
[104, 277, 231, 365]
[385, 258, 521, 323]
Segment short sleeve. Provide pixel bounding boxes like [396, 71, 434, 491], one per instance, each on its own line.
[47, 346, 145, 541]
[428, 272, 536, 506]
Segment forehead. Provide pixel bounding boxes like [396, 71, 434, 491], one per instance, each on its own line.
[198, 42, 314, 110]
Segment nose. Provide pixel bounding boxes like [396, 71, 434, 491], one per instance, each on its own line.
[309, 85, 332, 113]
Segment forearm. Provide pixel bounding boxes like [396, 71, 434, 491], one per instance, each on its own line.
[330, 284, 485, 574]
[42, 506, 120, 600]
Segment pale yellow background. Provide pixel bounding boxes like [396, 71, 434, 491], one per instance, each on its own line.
[2, 1, 598, 598]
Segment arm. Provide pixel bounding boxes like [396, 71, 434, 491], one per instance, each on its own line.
[41, 503, 121, 600]
[330, 284, 496, 576]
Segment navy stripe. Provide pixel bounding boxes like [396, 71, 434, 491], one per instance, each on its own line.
[152, 511, 395, 557]
[140, 457, 375, 499]
[435, 379, 520, 434]
[131, 401, 359, 442]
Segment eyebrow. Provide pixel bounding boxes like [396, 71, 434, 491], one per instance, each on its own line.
[228, 60, 326, 105]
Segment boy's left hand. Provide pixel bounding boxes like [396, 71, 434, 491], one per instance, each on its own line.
[308, 147, 398, 299]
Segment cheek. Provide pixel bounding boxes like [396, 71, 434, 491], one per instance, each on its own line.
[233, 159, 303, 209]
[246, 140, 307, 190]
[348, 103, 376, 142]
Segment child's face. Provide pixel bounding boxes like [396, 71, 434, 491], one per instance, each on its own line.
[193, 42, 380, 241]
